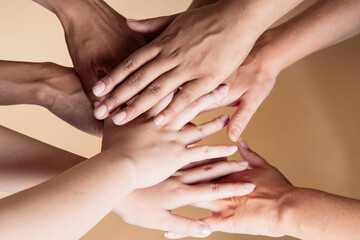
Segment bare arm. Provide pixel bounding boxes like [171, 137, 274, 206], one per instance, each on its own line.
[260, 0, 360, 72]
[282, 188, 360, 240]
[0, 125, 85, 193]
[172, 142, 360, 240]
[0, 60, 102, 135]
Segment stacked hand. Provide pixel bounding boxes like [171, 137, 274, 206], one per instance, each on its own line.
[165, 141, 294, 239]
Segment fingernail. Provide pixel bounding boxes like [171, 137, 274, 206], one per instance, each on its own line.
[199, 224, 212, 236]
[238, 161, 249, 166]
[94, 105, 107, 118]
[154, 114, 165, 125]
[228, 146, 238, 153]
[127, 18, 137, 23]
[93, 101, 100, 108]
[230, 127, 241, 142]
[92, 82, 106, 96]
[164, 232, 176, 238]
[244, 183, 256, 189]
[112, 111, 127, 125]
[220, 114, 229, 122]
[239, 140, 249, 149]
[218, 85, 229, 95]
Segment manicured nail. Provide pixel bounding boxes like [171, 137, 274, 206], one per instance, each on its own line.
[154, 114, 165, 125]
[239, 140, 249, 149]
[230, 127, 241, 142]
[92, 82, 105, 96]
[164, 232, 176, 238]
[218, 85, 229, 95]
[228, 146, 238, 153]
[112, 111, 126, 125]
[199, 224, 212, 236]
[238, 161, 249, 166]
[243, 183, 256, 189]
[94, 105, 107, 118]
[220, 114, 229, 122]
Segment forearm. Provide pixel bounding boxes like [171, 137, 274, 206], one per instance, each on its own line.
[217, 0, 303, 37]
[0, 148, 136, 240]
[0, 126, 85, 193]
[280, 187, 360, 240]
[0, 61, 58, 106]
[258, 0, 360, 73]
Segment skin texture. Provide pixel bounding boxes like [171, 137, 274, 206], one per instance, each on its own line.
[0, 93, 239, 239]
[165, 142, 360, 240]
[92, 0, 302, 126]
[125, 0, 360, 142]
[0, 60, 102, 136]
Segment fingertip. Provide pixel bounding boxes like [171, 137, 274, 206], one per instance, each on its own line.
[112, 111, 127, 125]
[219, 114, 229, 123]
[154, 114, 165, 126]
[92, 81, 106, 97]
[229, 127, 241, 142]
[94, 105, 108, 120]
[238, 139, 249, 149]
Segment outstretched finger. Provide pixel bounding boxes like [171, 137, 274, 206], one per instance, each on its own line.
[179, 115, 229, 145]
[154, 79, 218, 126]
[166, 85, 229, 131]
[91, 44, 159, 99]
[177, 160, 248, 184]
[184, 145, 238, 165]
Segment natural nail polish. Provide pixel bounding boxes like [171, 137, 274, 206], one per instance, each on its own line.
[239, 140, 249, 149]
[112, 111, 126, 125]
[92, 82, 105, 96]
[243, 183, 256, 189]
[154, 114, 165, 125]
[230, 127, 241, 142]
[199, 224, 212, 236]
[228, 146, 238, 153]
[218, 85, 229, 95]
[238, 161, 249, 166]
[220, 114, 229, 122]
[94, 105, 107, 118]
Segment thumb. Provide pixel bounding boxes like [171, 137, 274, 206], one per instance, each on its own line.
[228, 95, 261, 142]
[127, 14, 179, 35]
[164, 215, 212, 239]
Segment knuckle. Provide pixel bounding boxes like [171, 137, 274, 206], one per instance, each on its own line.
[202, 146, 210, 154]
[147, 83, 162, 96]
[169, 47, 181, 59]
[107, 95, 119, 108]
[203, 165, 213, 171]
[103, 75, 115, 87]
[128, 72, 144, 88]
[177, 91, 192, 104]
[122, 58, 135, 71]
[210, 183, 220, 192]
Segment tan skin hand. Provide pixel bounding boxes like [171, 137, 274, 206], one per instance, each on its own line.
[92, 2, 259, 126]
[165, 141, 294, 239]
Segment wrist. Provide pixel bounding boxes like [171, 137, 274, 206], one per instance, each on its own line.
[277, 187, 307, 238]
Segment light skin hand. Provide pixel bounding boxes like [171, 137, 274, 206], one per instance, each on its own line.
[101, 88, 237, 188]
[0, 60, 102, 136]
[126, 0, 360, 143]
[114, 160, 255, 238]
[92, 0, 302, 126]
[166, 141, 360, 240]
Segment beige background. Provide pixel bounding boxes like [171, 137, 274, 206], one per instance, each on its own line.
[1, 1, 359, 239]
